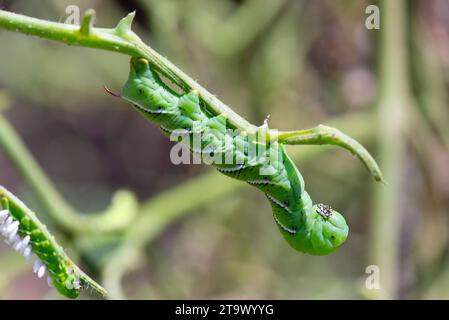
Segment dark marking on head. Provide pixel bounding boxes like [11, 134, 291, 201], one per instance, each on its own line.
[317, 203, 333, 219]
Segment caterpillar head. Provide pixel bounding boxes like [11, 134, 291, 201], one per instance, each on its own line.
[307, 203, 349, 255]
[121, 57, 173, 112]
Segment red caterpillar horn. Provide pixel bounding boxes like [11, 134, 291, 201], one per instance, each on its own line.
[103, 86, 121, 98]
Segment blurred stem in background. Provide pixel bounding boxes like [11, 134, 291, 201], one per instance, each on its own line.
[0, 110, 138, 234]
[179, 0, 288, 57]
[412, 7, 449, 149]
[409, 0, 449, 297]
[248, 1, 309, 124]
[138, 0, 185, 62]
[370, 0, 409, 298]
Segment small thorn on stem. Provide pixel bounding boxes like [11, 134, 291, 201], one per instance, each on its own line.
[115, 11, 136, 36]
[103, 86, 121, 98]
[80, 9, 96, 35]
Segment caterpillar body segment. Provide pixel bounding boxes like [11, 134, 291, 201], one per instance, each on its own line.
[121, 57, 349, 255]
[0, 186, 106, 298]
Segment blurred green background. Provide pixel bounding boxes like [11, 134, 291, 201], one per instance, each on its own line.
[1, 0, 449, 299]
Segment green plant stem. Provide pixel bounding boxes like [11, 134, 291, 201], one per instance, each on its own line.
[102, 110, 378, 299]
[278, 125, 385, 183]
[369, 0, 409, 299]
[0, 9, 256, 134]
[0, 113, 137, 234]
[0, 9, 383, 184]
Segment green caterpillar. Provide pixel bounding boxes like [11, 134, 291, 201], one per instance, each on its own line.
[118, 57, 348, 255]
[0, 186, 106, 298]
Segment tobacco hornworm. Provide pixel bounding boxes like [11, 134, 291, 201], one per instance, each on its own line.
[118, 57, 348, 255]
[0, 186, 106, 298]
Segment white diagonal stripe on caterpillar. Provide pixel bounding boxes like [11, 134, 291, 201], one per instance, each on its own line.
[272, 214, 296, 235]
[131, 101, 173, 116]
[266, 194, 293, 215]
[160, 125, 192, 136]
[159, 124, 173, 134]
[247, 179, 272, 186]
[216, 164, 247, 173]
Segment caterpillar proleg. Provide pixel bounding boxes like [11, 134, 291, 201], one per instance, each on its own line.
[0, 186, 106, 298]
[118, 57, 349, 255]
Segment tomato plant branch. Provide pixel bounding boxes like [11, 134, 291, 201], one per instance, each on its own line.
[0, 9, 383, 182]
[0, 113, 138, 234]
